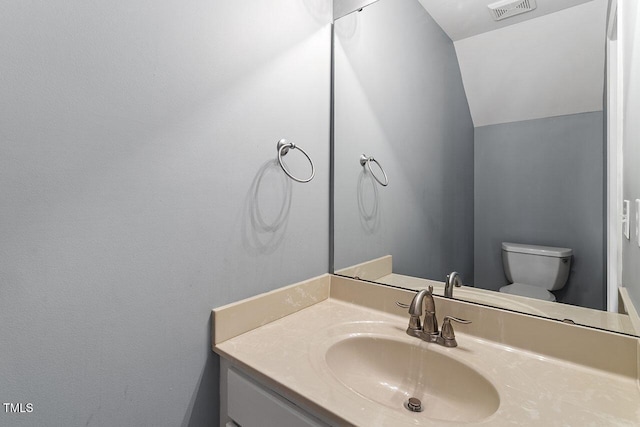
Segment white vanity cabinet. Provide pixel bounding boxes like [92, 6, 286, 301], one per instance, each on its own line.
[220, 360, 331, 427]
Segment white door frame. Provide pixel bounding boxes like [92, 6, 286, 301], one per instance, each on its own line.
[606, 0, 623, 312]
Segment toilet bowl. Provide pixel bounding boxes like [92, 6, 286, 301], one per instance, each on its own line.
[499, 242, 572, 302]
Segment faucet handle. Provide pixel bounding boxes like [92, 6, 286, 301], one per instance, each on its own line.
[441, 316, 471, 347]
[442, 316, 471, 330]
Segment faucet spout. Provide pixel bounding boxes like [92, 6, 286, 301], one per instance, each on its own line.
[408, 288, 429, 316]
[404, 286, 438, 336]
[403, 288, 428, 336]
[445, 271, 463, 298]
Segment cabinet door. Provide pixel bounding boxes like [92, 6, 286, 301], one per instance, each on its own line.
[227, 368, 329, 427]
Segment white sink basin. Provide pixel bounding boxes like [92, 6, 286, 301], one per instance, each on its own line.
[324, 335, 500, 423]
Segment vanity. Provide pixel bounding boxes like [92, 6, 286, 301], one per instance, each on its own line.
[211, 1, 640, 424]
[212, 275, 640, 426]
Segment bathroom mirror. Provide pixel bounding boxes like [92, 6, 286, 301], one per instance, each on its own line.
[331, 0, 639, 336]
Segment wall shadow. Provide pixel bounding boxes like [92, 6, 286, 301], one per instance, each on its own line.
[242, 160, 293, 255]
[357, 169, 380, 233]
[182, 314, 220, 427]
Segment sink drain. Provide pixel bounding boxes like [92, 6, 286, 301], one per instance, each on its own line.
[404, 397, 423, 412]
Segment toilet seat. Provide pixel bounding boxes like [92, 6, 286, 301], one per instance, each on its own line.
[499, 283, 556, 302]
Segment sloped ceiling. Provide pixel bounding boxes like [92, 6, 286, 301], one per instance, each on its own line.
[418, 0, 607, 127]
[417, 0, 595, 41]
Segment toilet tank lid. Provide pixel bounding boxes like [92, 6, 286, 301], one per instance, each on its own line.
[502, 242, 572, 257]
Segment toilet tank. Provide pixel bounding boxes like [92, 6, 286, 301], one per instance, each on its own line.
[502, 242, 572, 291]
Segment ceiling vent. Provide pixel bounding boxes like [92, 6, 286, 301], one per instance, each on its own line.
[488, 0, 537, 21]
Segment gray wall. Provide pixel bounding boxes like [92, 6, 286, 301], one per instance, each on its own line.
[333, 0, 475, 281]
[0, 1, 331, 426]
[622, 0, 640, 311]
[474, 112, 605, 310]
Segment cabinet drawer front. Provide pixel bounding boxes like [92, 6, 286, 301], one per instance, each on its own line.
[227, 368, 327, 427]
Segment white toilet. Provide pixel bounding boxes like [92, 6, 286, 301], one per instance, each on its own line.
[499, 242, 572, 302]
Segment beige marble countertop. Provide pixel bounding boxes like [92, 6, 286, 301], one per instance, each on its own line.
[215, 296, 640, 426]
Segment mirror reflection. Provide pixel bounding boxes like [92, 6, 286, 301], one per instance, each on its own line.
[332, 0, 639, 335]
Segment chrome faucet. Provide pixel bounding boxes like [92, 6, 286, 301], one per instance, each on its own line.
[444, 271, 463, 298]
[397, 286, 471, 347]
[403, 286, 438, 337]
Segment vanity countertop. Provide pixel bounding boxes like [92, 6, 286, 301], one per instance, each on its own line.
[213, 277, 640, 426]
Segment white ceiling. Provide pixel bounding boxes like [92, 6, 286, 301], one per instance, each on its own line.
[453, 0, 607, 126]
[417, 0, 596, 41]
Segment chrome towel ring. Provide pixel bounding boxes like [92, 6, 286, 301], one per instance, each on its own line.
[277, 139, 315, 183]
[360, 154, 389, 186]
